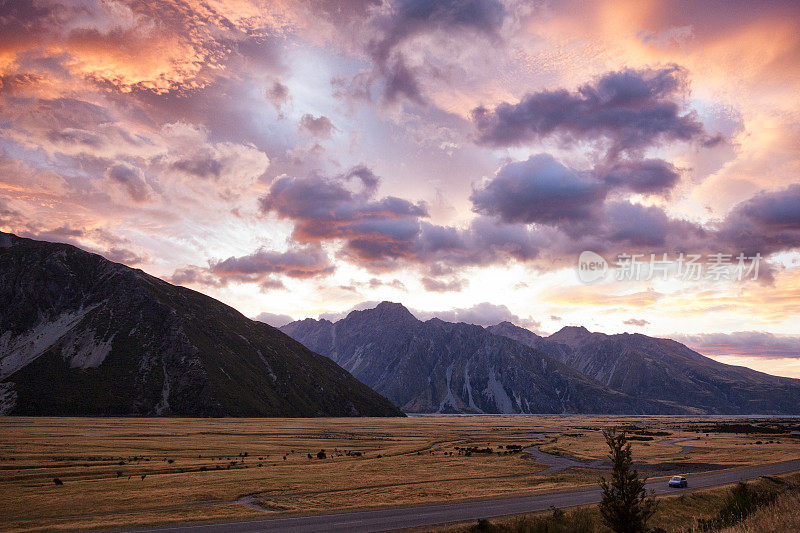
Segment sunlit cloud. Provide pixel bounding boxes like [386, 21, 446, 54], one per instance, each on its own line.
[0, 0, 798, 376]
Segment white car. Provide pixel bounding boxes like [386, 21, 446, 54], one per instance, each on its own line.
[668, 475, 688, 488]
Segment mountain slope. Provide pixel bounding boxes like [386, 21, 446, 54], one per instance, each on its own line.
[491, 322, 800, 415]
[0, 232, 403, 417]
[281, 302, 679, 414]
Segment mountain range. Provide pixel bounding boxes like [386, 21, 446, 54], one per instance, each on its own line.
[4, 231, 798, 418]
[282, 303, 800, 415]
[0, 232, 403, 417]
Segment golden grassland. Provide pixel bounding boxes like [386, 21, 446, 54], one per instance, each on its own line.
[1, 416, 799, 532]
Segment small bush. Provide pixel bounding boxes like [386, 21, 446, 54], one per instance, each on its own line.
[317, 449, 326, 459]
[469, 507, 595, 532]
[53, 477, 63, 486]
[697, 481, 778, 530]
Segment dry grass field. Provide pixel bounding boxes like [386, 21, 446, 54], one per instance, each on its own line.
[2, 416, 800, 532]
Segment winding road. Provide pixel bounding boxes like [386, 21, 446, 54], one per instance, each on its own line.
[126, 457, 800, 533]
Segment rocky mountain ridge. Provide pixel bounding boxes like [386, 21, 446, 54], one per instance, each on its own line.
[0, 233, 403, 417]
[282, 302, 800, 415]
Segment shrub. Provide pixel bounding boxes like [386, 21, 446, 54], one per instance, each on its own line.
[697, 481, 778, 530]
[317, 449, 326, 459]
[469, 507, 595, 532]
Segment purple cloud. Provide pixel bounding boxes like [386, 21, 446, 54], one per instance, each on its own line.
[677, 331, 800, 360]
[210, 246, 334, 280]
[414, 301, 540, 329]
[599, 158, 681, 195]
[470, 154, 606, 224]
[472, 66, 711, 156]
[259, 166, 428, 265]
[366, 0, 506, 104]
[298, 114, 336, 139]
[718, 184, 800, 256]
[254, 311, 295, 328]
[420, 277, 467, 292]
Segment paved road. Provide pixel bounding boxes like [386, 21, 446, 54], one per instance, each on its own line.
[128, 459, 800, 533]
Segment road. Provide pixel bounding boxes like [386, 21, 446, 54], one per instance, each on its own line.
[128, 458, 800, 533]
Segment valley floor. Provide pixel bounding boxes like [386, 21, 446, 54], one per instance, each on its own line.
[1, 415, 800, 531]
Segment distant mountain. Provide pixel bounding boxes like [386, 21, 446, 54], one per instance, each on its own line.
[281, 302, 679, 414]
[0, 232, 403, 417]
[489, 322, 800, 415]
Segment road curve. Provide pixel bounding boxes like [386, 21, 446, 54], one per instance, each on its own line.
[126, 459, 800, 533]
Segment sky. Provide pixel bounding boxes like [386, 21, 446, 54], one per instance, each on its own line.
[1, 0, 800, 376]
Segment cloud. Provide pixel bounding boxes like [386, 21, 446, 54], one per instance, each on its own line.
[470, 154, 606, 224]
[363, 0, 506, 105]
[414, 302, 540, 328]
[105, 162, 152, 202]
[718, 183, 800, 256]
[604, 201, 670, 246]
[265, 80, 291, 115]
[259, 166, 428, 265]
[210, 246, 334, 280]
[254, 311, 295, 328]
[168, 265, 224, 287]
[169, 149, 223, 179]
[319, 300, 381, 322]
[259, 278, 287, 291]
[623, 318, 649, 327]
[599, 159, 681, 195]
[420, 276, 467, 292]
[298, 114, 336, 139]
[472, 66, 712, 156]
[104, 247, 148, 265]
[0, 0, 285, 96]
[676, 331, 800, 359]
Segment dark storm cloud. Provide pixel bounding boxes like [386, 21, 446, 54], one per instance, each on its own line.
[210, 246, 334, 280]
[470, 154, 606, 224]
[367, 0, 506, 104]
[298, 114, 336, 139]
[472, 66, 711, 155]
[599, 158, 680, 194]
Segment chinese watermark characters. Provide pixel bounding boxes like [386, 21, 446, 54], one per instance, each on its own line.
[577, 251, 762, 284]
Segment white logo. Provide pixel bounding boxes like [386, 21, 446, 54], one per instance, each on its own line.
[577, 251, 608, 284]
